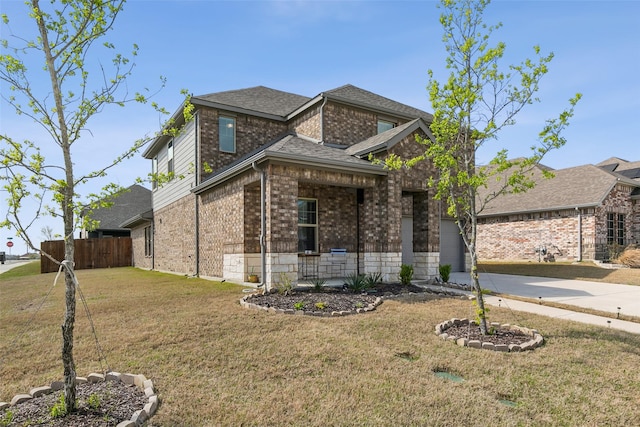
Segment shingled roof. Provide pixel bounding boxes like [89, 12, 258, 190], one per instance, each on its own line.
[345, 118, 432, 157]
[193, 86, 311, 118]
[478, 164, 640, 217]
[86, 184, 152, 231]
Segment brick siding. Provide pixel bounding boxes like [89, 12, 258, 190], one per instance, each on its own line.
[153, 194, 196, 274]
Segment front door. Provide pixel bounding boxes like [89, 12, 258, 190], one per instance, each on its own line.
[402, 216, 413, 265]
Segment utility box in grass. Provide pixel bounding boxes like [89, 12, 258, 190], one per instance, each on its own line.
[0, 252, 5, 264]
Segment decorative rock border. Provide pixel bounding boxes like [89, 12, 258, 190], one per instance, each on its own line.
[240, 294, 383, 316]
[0, 372, 158, 426]
[435, 318, 544, 352]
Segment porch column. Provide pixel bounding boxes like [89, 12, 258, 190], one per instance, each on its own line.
[265, 167, 299, 289]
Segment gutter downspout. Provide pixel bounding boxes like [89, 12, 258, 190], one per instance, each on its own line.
[252, 162, 267, 291]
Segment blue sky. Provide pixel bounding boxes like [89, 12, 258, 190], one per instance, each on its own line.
[1, 0, 639, 254]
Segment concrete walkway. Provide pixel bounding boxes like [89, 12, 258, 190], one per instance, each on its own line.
[0, 260, 34, 274]
[449, 271, 640, 334]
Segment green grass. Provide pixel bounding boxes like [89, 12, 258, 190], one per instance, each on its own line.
[2, 266, 640, 425]
[0, 261, 40, 279]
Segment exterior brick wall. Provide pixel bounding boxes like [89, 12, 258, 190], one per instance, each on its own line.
[198, 171, 259, 278]
[130, 224, 152, 270]
[198, 108, 287, 181]
[153, 194, 196, 274]
[289, 104, 321, 140]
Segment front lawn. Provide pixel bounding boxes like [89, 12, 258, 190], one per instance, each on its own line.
[1, 265, 639, 425]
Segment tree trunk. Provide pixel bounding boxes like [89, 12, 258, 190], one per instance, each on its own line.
[62, 260, 76, 412]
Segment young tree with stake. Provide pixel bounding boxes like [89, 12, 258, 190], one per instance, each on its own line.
[1, 0, 190, 413]
[384, 0, 581, 334]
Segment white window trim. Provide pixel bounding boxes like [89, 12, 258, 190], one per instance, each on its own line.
[298, 198, 318, 253]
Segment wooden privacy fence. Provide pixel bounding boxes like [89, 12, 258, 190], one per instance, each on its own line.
[40, 237, 132, 273]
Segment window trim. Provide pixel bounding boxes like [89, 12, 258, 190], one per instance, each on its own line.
[219, 116, 236, 153]
[144, 225, 153, 257]
[298, 198, 318, 253]
[151, 156, 158, 190]
[167, 140, 174, 179]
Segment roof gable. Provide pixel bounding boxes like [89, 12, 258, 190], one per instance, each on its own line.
[344, 118, 433, 157]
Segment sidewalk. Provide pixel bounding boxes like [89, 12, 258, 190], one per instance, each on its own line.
[447, 272, 640, 334]
[0, 260, 34, 274]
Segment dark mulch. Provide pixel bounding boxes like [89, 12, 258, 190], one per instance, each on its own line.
[1, 380, 147, 426]
[443, 324, 531, 346]
[248, 283, 436, 313]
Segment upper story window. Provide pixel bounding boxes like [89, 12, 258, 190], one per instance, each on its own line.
[298, 198, 318, 253]
[167, 140, 174, 178]
[151, 156, 158, 190]
[219, 116, 236, 153]
[377, 119, 396, 134]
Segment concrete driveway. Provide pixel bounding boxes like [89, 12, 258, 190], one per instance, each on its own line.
[450, 271, 640, 334]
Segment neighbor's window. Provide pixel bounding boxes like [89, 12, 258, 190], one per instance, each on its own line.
[607, 212, 626, 245]
[377, 119, 396, 134]
[167, 140, 174, 178]
[298, 198, 318, 252]
[219, 116, 236, 153]
[144, 225, 153, 257]
[151, 156, 158, 190]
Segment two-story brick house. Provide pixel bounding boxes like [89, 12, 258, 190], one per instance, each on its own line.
[126, 85, 446, 288]
[476, 157, 640, 262]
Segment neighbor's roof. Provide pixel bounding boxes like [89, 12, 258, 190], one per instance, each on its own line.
[479, 164, 640, 217]
[86, 184, 152, 230]
[192, 132, 385, 194]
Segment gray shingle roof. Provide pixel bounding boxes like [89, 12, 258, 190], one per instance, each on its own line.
[87, 184, 152, 230]
[193, 86, 311, 117]
[266, 134, 380, 167]
[324, 85, 433, 122]
[479, 164, 639, 217]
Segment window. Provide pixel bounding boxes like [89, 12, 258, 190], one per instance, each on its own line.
[607, 213, 625, 245]
[167, 140, 174, 178]
[298, 198, 318, 252]
[377, 119, 396, 134]
[144, 225, 153, 257]
[151, 156, 158, 190]
[219, 116, 236, 153]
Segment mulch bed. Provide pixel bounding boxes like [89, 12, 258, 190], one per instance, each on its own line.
[1, 381, 147, 426]
[443, 324, 532, 346]
[248, 283, 438, 313]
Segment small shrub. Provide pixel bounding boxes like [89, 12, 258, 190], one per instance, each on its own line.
[311, 278, 327, 292]
[0, 410, 14, 427]
[365, 272, 383, 288]
[274, 273, 294, 295]
[50, 394, 67, 418]
[439, 264, 452, 282]
[345, 273, 369, 292]
[399, 264, 413, 285]
[616, 246, 640, 268]
[293, 301, 305, 310]
[87, 393, 101, 410]
[315, 301, 326, 310]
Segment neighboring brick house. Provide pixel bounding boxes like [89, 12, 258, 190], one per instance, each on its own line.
[476, 157, 640, 262]
[132, 84, 446, 288]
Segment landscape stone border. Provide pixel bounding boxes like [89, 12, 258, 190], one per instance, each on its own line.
[435, 318, 545, 352]
[240, 293, 383, 316]
[0, 372, 158, 426]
